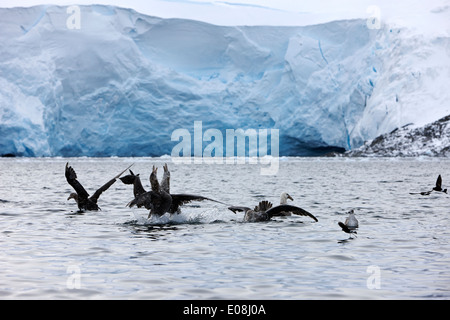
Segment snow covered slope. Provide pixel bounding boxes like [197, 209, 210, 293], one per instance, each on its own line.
[346, 115, 450, 157]
[0, 5, 449, 156]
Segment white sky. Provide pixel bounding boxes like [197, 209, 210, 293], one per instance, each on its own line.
[0, 0, 449, 29]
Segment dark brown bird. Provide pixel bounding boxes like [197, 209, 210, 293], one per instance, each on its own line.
[410, 175, 447, 195]
[65, 162, 132, 212]
[120, 164, 225, 218]
[432, 175, 447, 193]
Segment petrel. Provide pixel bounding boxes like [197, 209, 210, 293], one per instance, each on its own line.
[433, 175, 447, 193]
[121, 164, 225, 218]
[228, 198, 318, 223]
[410, 175, 448, 196]
[65, 162, 132, 212]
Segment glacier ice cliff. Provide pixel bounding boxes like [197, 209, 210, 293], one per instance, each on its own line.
[0, 5, 449, 157]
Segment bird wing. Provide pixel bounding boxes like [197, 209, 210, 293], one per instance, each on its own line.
[266, 204, 318, 222]
[127, 191, 158, 210]
[436, 175, 442, 189]
[65, 163, 90, 201]
[409, 191, 432, 196]
[227, 206, 252, 214]
[160, 163, 170, 194]
[119, 169, 137, 185]
[90, 164, 133, 203]
[149, 165, 160, 192]
[338, 222, 352, 233]
[120, 170, 147, 197]
[170, 193, 226, 213]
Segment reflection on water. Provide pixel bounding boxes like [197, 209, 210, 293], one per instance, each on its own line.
[0, 157, 449, 299]
[122, 220, 180, 240]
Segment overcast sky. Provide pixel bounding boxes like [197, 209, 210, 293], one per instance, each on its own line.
[1, 0, 449, 28]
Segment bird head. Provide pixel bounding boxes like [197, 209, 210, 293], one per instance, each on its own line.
[67, 193, 78, 203]
[120, 170, 139, 185]
[280, 192, 293, 204]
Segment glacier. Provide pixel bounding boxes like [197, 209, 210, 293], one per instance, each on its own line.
[0, 5, 449, 157]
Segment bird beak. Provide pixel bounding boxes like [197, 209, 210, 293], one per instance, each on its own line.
[287, 194, 294, 201]
[67, 194, 73, 201]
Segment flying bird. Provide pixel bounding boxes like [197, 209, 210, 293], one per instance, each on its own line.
[65, 162, 132, 212]
[433, 175, 447, 193]
[410, 175, 447, 195]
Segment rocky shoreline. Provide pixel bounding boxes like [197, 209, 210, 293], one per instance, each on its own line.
[343, 115, 450, 157]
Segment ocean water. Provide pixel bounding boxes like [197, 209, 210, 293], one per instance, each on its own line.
[0, 157, 449, 300]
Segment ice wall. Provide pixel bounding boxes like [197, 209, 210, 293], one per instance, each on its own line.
[0, 5, 448, 156]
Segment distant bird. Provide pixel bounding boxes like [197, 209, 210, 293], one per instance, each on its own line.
[433, 175, 447, 193]
[120, 164, 225, 218]
[410, 175, 448, 195]
[338, 209, 358, 236]
[65, 162, 132, 212]
[228, 198, 318, 223]
[410, 190, 433, 196]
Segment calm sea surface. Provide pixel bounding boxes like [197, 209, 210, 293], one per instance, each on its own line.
[0, 157, 449, 299]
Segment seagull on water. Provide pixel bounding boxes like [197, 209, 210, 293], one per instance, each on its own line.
[338, 209, 358, 237]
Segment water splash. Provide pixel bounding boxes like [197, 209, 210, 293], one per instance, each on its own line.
[126, 207, 227, 226]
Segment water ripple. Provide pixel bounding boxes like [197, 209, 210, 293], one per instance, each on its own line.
[0, 157, 449, 299]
